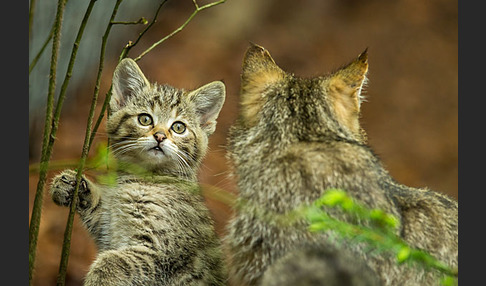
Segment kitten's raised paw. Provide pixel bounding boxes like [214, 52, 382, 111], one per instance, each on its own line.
[50, 169, 88, 207]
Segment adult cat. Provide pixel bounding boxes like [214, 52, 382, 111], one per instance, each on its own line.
[225, 44, 457, 285]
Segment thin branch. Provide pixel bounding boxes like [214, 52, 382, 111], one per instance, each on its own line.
[29, 0, 67, 284]
[30, 0, 97, 284]
[134, 0, 226, 62]
[50, 0, 98, 164]
[88, 86, 112, 151]
[118, 0, 168, 61]
[111, 17, 148, 25]
[56, 1, 124, 285]
[29, 0, 71, 74]
[29, 0, 37, 41]
[29, 25, 54, 74]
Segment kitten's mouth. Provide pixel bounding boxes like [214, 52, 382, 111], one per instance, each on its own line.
[152, 146, 164, 153]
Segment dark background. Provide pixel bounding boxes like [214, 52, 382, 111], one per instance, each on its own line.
[29, 0, 457, 285]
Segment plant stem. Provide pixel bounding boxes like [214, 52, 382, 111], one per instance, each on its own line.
[29, 25, 54, 74]
[111, 17, 147, 25]
[29, 0, 67, 284]
[50, 0, 98, 158]
[134, 0, 226, 62]
[55, 1, 123, 285]
[118, 0, 168, 61]
[88, 87, 111, 151]
[29, 0, 71, 74]
[29, 0, 37, 41]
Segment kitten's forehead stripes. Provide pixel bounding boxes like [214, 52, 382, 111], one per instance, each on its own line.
[161, 85, 184, 111]
[144, 85, 188, 119]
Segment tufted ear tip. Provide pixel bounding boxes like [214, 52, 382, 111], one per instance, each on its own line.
[331, 49, 369, 89]
[358, 48, 368, 64]
[242, 43, 282, 77]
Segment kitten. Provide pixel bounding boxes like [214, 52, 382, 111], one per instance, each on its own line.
[50, 58, 227, 285]
[224, 44, 458, 285]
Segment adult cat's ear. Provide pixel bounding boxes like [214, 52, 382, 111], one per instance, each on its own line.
[110, 58, 151, 112]
[188, 81, 226, 135]
[324, 49, 368, 137]
[240, 44, 286, 126]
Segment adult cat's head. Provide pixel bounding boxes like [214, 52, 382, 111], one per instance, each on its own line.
[107, 58, 225, 178]
[234, 44, 368, 145]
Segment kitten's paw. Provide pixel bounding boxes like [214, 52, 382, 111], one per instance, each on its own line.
[50, 169, 89, 207]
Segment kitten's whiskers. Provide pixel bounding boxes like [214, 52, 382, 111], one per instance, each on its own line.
[165, 144, 194, 179]
[110, 139, 140, 157]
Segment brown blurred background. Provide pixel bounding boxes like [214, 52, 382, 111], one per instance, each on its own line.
[29, 0, 457, 285]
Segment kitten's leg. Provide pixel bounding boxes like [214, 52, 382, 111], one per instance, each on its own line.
[83, 245, 158, 286]
[85, 245, 224, 286]
[50, 169, 102, 235]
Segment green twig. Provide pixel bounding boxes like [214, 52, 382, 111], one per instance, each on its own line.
[118, 0, 168, 61]
[88, 86, 112, 152]
[29, 0, 67, 284]
[111, 17, 148, 25]
[50, 0, 98, 169]
[56, 1, 123, 285]
[306, 190, 458, 284]
[29, 0, 71, 74]
[29, 0, 37, 41]
[29, 25, 54, 74]
[29, 0, 36, 40]
[134, 0, 226, 62]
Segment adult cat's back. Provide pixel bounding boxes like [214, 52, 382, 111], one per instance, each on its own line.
[224, 44, 457, 285]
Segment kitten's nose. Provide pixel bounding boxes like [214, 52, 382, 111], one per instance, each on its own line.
[153, 132, 167, 143]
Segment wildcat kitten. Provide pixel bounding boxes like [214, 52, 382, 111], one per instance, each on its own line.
[224, 44, 458, 285]
[50, 58, 227, 285]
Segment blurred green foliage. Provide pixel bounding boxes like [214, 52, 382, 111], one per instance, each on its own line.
[306, 189, 457, 285]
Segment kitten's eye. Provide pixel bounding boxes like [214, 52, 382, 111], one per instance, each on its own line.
[138, 114, 153, 126]
[171, 121, 186, 134]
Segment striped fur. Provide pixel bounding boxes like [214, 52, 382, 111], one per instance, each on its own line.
[50, 59, 227, 285]
[224, 44, 457, 285]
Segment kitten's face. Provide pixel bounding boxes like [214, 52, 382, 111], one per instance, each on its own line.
[107, 59, 225, 177]
[108, 85, 200, 173]
[236, 44, 368, 144]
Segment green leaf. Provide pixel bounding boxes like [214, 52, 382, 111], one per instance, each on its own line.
[396, 246, 411, 263]
[306, 189, 457, 281]
[309, 221, 329, 232]
[440, 275, 457, 286]
[97, 172, 117, 186]
[317, 189, 354, 209]
[370, 209, 399, 229]
[306, 206, 326, 223]
[89, 141, 116, 170]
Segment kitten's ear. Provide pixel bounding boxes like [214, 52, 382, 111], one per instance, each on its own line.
[240, 43, 286, 125]
[188, 81, 226, 135]
[110, 58, 151, 112]
[325, 49, 369, 136]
